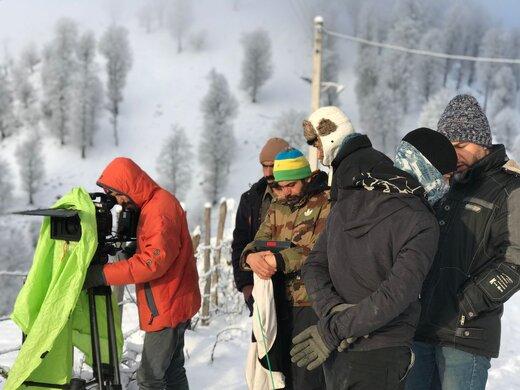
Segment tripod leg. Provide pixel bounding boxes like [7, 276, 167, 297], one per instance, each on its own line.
[105, 290, 121, 388]
[88, 289, 105, 390]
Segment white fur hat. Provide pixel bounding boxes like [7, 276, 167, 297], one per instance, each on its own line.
[306, 106, 355, 166]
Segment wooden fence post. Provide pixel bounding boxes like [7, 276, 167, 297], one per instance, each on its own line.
[201, 204, 212, 326]
[210, 199, 227, 309]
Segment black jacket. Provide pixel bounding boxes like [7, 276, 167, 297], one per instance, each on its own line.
[231, 177, 269, 292]
[303, 156, 439, 352]
[416, 145, 520, 358]
[330, 134, 393, 203]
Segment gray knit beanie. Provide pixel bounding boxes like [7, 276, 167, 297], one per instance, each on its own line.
[437, 94, 492, 147]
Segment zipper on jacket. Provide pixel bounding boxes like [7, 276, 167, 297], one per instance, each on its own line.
[144, 282, 159, 324]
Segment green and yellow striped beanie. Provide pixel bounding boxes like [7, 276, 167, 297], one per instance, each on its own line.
[273, 148, 312, 182]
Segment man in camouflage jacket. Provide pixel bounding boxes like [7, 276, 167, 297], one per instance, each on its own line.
[241, 148, 330, 390]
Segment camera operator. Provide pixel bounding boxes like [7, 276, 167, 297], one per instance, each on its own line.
[84, 157, 201, 390]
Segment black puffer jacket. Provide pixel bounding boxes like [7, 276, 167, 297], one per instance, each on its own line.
[231, 177, 268, 292]
[416, 145, 520, 358]
[303, 163, 439, 352]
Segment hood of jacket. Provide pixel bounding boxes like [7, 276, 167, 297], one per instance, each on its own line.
[97, 157, 160, 209]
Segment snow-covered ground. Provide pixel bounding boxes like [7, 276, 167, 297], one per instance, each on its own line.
[1, 1, 520, 389]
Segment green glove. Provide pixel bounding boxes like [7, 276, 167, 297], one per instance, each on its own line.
[290, 325, 332, 371]
[330, 303, 369, 352]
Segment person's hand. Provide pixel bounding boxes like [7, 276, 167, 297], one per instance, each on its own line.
[263, 253, 277, 269]
[290, 325, 333, 370]
[329, 303, 369, 352]
[83, 264, 107, 290]
[246, 251, 276, 279]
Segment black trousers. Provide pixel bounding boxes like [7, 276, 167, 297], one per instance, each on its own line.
[323, 346, 411, 390]
[279, 306, 326, 390]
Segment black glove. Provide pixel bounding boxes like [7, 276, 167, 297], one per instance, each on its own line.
[290, 325, 333, 370]
[83, 265, 107, 290]
[122, 242, 137, 259]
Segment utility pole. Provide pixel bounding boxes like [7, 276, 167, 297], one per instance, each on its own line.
[309, 16, 323, 171]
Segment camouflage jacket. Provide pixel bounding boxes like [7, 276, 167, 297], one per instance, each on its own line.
[241, 171, 331, 306]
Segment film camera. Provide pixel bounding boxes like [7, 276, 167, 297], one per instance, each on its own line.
[18, 192, 138, 245]
[15, 192, 139, 390]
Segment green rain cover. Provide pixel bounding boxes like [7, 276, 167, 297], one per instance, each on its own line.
[5, 187, 123, 390]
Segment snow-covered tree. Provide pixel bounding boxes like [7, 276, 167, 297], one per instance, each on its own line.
[99, 25, 132, 146]
[321, 35, 341, 106]
[73, 31, 103, 158]
[137, 2, 155, 33]
[493, 108, 520, 148]
[41, 18, 79, 145]
[0, 157, 12, 211]
[20, 42, 40, 74]
[360, 86, 401, 155]
[12, 63, 35, 109]
[380, 0, 427, 113]
[199, 69, 238, 204]
[239, 29, 273, 103]
[489, 66, 517, 119]
[413, 29, 445, 103]
[156, 124, 193, 200]
[418, 88, 457, 129]
[189, 30, 208, 52]
[477, 28, 510, 112]
[442, 3, 488, 88]
[0, 71, 18, 140]
[271, 109, 307, 151]
[16, 136, 45, 205]
[167, 0, 193, 53]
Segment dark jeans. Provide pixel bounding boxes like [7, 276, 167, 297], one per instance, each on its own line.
[405, 341, 491, 390]
[323, 346, 411, 390]
[137, 321, 190, 390]
[280, 306, 326, 390]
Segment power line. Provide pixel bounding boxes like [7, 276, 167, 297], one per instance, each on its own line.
[324, 28, 520, 65]
[289, 0, 312, 39]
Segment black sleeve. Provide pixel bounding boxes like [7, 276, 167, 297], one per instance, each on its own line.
[231, 192, 254, 292]
[458, 188, 520, 320]
[302, 225, 344, 318]
[319, 216, 439, 348]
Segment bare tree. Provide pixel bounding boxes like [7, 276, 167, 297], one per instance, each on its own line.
[494, 108, 520, 148]
[199, 69, 238, 204]
[99, 25, 133, 146]
[239, 29, 273, 103]
[156, 124, 193, 200]
[16, 136, 45, 205]
[167, 0, 193, 53]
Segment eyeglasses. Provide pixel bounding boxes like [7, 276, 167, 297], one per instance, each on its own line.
[261, 163, 275, 168]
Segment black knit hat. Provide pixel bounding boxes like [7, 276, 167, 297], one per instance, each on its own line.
[402, 127, 458, 175]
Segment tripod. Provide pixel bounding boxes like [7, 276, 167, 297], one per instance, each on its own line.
[23, 250, 122, 390]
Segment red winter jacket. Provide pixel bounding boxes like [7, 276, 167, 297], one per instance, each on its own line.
[97, 157, 201, 331]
